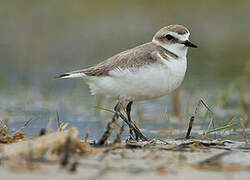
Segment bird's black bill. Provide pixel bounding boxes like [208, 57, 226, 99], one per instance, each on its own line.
[55, 73, 69, 79]
[182, 40, 198, 48]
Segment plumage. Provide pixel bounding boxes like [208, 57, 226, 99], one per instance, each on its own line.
[86, 53, 187, 101]
[57, 24, 197, 141]
[57, 24, 197, 102]
[60, 42, 177, 77]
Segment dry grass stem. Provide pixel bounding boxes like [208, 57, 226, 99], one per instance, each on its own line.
[113, 123, 125, 144]
[97, 103, 121, 145]
[172, 91, 181, 119]
[240, 93, 250, 127]
[185, 116, 195, 139]
[185, 100, 202, 139]
[119, 113, 148, 141]
[240, 118, 248, 145]
[84, 128, 89, 142]
[0, 128, 88, 158]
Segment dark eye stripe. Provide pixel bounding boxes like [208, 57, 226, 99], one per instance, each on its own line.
[165, 34, 174, 40]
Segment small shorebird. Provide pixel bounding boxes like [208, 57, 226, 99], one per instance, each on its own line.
[57, 25, 197, 143]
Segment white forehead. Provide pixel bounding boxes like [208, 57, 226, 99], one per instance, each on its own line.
[168, 31, 190, 41]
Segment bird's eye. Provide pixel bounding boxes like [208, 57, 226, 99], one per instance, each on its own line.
[165, 34, 174, 40]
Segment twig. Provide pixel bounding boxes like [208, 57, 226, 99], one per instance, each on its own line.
[206, 123, 233, 134]
[56, 111, 61, 129]
[172, 91, 181, 118]
[119, 113, 148, 141]
[239, 93, 250, 127]
[102, 145, 125, 154]
[1, 128, 79, 158]
[202, 99, 215, 139]
[185, 99, 214, 139]
[97, 103, 121, 145]
[94, 106, 115, 113]
[185, 100, 201, 139]
[17, 118, 34, 132]
[240, 118, 248, 146]
[185, 116, 195, 139]
[84, 128, 89, 142]
[61, 136, 72, 167]
[96, 102, 148, 143]
[200, 99, 213, 114]
[157, 138, 169, 144]
[95, 103, 148, 142]
[113, 123, 125, 144]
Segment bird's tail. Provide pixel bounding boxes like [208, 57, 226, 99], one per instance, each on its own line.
[55, 71, 86, 79]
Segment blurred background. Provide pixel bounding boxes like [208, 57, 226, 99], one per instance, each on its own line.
[0, 0, 249, 140]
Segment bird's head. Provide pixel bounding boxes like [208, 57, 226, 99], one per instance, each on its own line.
[152, 25, 197, 57]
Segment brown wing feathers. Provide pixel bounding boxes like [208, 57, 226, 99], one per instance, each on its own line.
[56, 42, 173, 78]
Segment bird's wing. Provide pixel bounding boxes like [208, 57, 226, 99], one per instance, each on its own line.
[72, 42, 160, 77]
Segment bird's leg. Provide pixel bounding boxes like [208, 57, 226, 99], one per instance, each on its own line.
[97, 102, 121, 145]
[126, 101, 137, 140]
[125, 101, 149, 141]
[118, 112, 148, 141]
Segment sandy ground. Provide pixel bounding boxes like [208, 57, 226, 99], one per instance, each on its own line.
[1, 135, 250, 180]
[1, 166, 250, 180]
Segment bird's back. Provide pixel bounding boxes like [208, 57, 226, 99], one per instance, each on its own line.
[72, 42, 161, 77]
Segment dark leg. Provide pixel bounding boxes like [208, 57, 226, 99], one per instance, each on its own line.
[126, 101, 148, 141]
[126, 101, 133, 122]
[97, 102, 121, 145]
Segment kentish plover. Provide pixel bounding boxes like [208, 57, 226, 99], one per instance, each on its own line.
[57, 25, 197, 141]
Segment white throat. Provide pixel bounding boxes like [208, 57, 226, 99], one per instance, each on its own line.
[152, 39, 188, 58]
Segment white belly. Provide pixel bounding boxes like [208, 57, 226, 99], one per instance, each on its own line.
[85, 58, 187, 101]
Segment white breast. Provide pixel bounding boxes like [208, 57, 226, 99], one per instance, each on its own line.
[84, 55, 187, 101]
